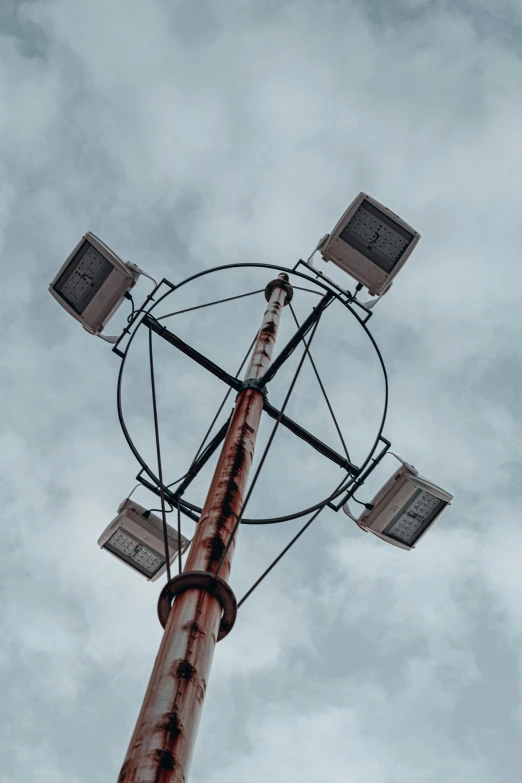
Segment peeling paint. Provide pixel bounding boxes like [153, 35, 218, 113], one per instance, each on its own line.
[173, 659, 196, 681]
[161, 711, 183, 740]
[157, 749, 175, 770]
[181, 621, 204, 637]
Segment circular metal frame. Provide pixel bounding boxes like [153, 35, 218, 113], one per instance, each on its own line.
[116, 262, 389, 525]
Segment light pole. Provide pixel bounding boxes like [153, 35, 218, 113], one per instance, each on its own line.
[117, 273, 292, 783]
[48, 193, 453, 783]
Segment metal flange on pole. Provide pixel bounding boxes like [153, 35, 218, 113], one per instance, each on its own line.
[157, 571, 237, 641]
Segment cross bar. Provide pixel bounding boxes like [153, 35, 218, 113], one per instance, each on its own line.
[259, 290, 334, 385]
[263, 400, 358, 474]
[142, 312, 358, 475]
[171, 418, 231, 501]
[143, 314, 242, 391]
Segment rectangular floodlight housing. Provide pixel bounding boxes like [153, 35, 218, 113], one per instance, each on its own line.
[319, 193, 420, 296]
[354, 463, 452, 551]
[98, 498, 191, 581]
[49, 232, 139, 335]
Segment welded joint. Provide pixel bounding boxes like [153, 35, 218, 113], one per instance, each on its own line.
[264, 274, 294, 305]
[157, 571, 237, 641]
[239, 378, 267, 398]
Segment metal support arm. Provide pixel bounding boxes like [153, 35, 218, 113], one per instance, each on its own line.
[142, 310, 357, 476]
[135, 418, 231, 518]
[263, 401, 358, 474]
[259, 290, 334, 385]
[171, 419, 231, 501]
[143, 314, 242, 391]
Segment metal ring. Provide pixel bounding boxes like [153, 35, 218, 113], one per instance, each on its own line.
[116, 261, 389, 525]
[264, 276, 294, 305]
[157, 570, 237, 642]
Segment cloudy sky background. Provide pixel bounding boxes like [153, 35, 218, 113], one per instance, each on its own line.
[2, 0, 522, 781]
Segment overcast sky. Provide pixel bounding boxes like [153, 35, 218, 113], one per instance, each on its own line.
[2, 0, 522, 781]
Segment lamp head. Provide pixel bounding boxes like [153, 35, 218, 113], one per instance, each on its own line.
[319, 193, 420, 296]
[49, 232, 139, 335]
[344, 462, 452, 550]
[98, 498, 191, 581]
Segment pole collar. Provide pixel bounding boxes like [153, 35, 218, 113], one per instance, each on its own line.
[157, 570, 237, 641]
[265, 274, 293, 305]
[239, 378, 267, 397]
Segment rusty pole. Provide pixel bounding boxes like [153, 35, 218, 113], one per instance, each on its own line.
[118, 273, 292, 783]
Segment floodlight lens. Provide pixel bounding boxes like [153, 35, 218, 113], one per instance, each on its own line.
[339, 200, 413, 273]
[383, 490, 446, 546]
[105, 528, 165, 577]
[53, 242, 113, 315]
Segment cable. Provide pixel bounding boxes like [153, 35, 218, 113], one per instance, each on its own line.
[125, 292, 136, 323]
[177, 496, 183, 575]
[289, 303, 351, 463]
[215, 314, 324, 577]
[126, 483, 141, 500]
[127, 482, 176, 516]
[158, 289, 265, 322]
[148, 329, 171, 582]
[291, 285, 323, 296]
[350, 495, 373, 509]
[237, 510, 321, 608]
[140, 317, 257, 506]
[124, 282, 160, 330]
[145, 502, 174, 517]
[237, 475, 348, 608]
[162, 331, 259, 502]
[161, 330, 259, 494]
[166, 471, 191, 490]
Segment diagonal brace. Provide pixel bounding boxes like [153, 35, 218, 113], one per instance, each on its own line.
[263, 401, 358, 474]
[259, 290, 335, 386]
[136, 417, 230, 509]
[137, 474, 200, 523]
[171, 418, 231, 501]
[142, 311, 358, 475]
[143, 314, 242, 391]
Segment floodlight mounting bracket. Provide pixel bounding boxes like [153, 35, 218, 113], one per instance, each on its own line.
[111, 278, 176, 358]
[331, 435, 392, 511]
[294, 257, 374, 323]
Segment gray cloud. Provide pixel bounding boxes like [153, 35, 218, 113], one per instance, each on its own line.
[1, 1, 522, 782]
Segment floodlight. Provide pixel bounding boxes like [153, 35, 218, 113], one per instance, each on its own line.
[98, 498, 191, 581]
[49, 232, 140, 335]
[318, 193, 420, 296]
[343, 462, 452, 550]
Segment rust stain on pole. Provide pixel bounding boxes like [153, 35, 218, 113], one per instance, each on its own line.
[118, 274, 291, 783]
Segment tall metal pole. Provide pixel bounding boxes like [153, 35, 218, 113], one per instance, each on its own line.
[118, 273, 292, 783]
